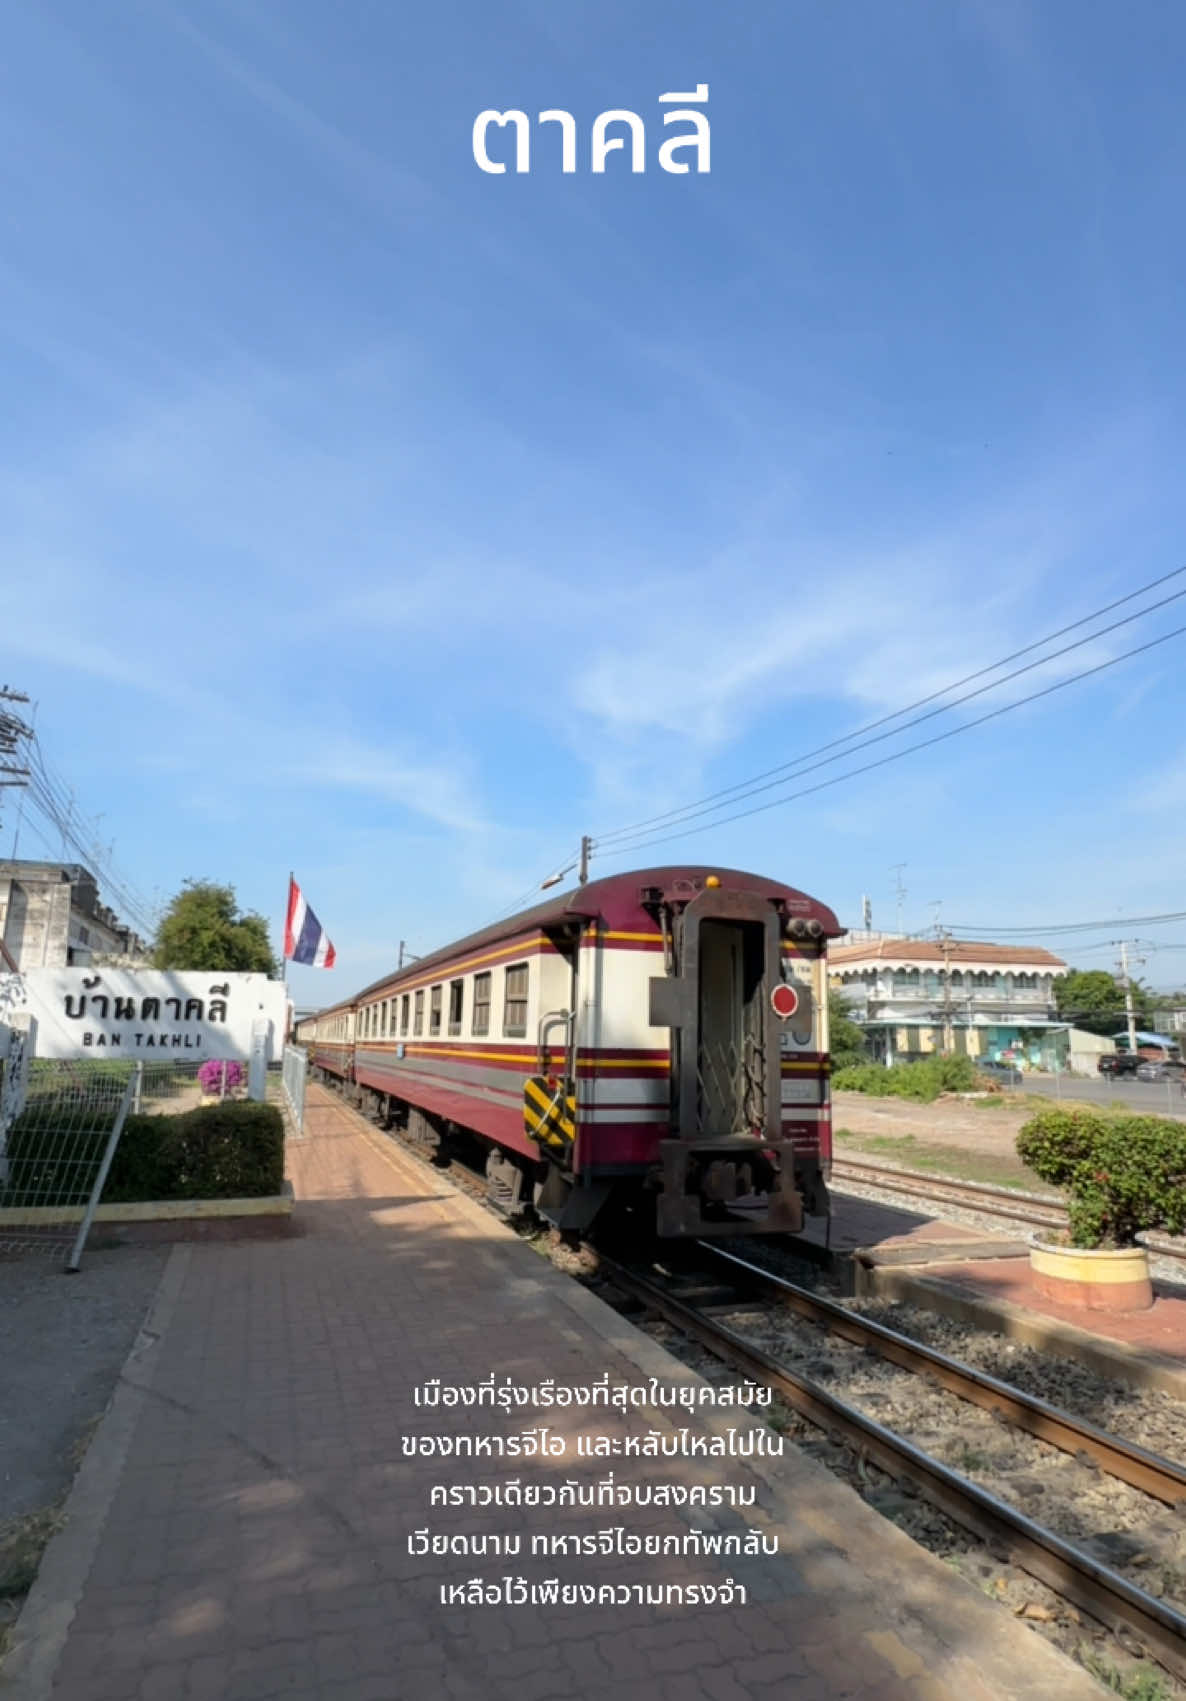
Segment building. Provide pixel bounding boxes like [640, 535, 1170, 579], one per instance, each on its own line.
[828, 936, 1068, 1069]
[0, 860, 148, 972]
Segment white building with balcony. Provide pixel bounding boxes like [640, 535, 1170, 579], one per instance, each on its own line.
[828, 936, 1068, 1069]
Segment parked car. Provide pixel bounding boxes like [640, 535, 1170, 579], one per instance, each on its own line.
[1097, 1053, 1142, 1077]
[1134, 1059, 1186, 1082]
[976, 1058, 1022, 1085]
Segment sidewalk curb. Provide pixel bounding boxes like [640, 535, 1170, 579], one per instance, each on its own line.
[858, 1263, 1186, 1399]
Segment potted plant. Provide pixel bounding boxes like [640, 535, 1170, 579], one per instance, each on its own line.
[198, 1058, 245, 1105]
[1016, 1106, 1186, 1312]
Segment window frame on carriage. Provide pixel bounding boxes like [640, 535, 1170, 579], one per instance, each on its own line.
[503, 961, 529, 1038]
[472, 971, 492, 1037]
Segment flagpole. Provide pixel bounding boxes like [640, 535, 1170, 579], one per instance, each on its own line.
[282, 872, 292, 988]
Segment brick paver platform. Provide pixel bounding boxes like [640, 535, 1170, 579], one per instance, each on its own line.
[5, 1086, 1111, 1701]
[801, 1192, 1028, 1260]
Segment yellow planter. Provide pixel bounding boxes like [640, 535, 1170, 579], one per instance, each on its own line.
[1030, 1238, 1153, 1314]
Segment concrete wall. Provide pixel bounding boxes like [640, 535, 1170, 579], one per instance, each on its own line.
[0, 873, 72, 969]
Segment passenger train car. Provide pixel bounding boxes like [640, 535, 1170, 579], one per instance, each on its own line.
[293, 866, 844, 1238]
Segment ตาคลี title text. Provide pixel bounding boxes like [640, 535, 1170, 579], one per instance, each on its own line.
[473, 86, 710, 174]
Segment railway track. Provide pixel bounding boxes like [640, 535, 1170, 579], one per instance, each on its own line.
[594, 1241, 1186, 1686]
[831, 1155, 1186, 1265]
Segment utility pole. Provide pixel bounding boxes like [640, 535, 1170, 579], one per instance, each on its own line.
[0, 688, 31, 842]
[578, 835, 591, 886]
[940, 929, 954, 1053]
[1117, 940, 1142, 1059]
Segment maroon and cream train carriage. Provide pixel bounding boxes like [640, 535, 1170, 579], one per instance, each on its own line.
[301, 866, 844, 1239]
[297, 999, 355, 1081]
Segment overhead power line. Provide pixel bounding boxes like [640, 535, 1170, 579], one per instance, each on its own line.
[13, 729, 159, 940]
[590, 618, 1186, 862]
[595, 565, 1186, 850]
[943, 910, 1186, 938]
[490, 844, 583, 922]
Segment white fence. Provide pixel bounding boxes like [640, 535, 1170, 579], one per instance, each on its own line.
[0, 1057, 141, 1271]
[282, 1045, 307, 1136]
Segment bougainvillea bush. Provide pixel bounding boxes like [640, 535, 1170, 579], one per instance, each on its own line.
[197, 1058, 245, 1096]
[1016, 1105, 1186, 1248]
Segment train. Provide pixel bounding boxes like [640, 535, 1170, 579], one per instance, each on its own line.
[294, 865, 844, 1239]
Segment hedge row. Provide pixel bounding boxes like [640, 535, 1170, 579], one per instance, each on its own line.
[1016, 1105, 1186, 1248]
[832, 1054, 981, 1103]
[1, 1101, 285, 1209]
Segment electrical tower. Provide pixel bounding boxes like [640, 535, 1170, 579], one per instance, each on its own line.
[890, 864, 907, 936]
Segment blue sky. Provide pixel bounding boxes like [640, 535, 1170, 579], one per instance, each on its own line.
[3, 0, 1186, 1004]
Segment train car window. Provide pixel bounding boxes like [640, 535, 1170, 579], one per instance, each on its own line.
[448, 979, 464, 1036]
[503, 962, 529, 1037]
[472, 972, 491, 1036]
[430, 984, 442, 1035]
[414, 989, 424, 1036]
[401, 993, 410, 1036]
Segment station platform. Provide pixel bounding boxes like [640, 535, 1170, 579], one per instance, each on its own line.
[5, 1086, 1111, 1701]
[816, 1187, 1186, 1395]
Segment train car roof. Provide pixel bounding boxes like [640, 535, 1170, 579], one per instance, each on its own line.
[320, 866, 842, 1013]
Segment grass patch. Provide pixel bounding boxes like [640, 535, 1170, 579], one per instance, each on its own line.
[0, 1409, 105, 1663]
[0, 1505, 63, 1601]
[1079, 1649, 1170, 1701]
[832, 1128, 1047, 1191]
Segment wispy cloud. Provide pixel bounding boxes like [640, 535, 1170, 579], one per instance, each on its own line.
[276, 736, 489, 836]
[152, 2, 434, 217]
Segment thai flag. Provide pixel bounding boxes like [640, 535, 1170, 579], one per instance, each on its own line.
[285, 877, 337, 968]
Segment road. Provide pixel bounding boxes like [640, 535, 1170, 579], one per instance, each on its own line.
[1009, 1073, 1186, 1118]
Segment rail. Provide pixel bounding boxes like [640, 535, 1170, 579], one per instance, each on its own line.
[595, 1248, 1186, 1683]
[830, 1156, 1186, 1263]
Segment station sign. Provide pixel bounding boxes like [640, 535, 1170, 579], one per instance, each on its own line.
[0, 968, 288, 1062]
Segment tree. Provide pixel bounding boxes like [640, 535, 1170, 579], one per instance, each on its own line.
[152, 881, 279, 976]
[1052, 969, 1153, 1039]
[828, 988, 867, 1063]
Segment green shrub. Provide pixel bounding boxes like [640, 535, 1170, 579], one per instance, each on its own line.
[1, 1101, 285, 1208]
[1017, 1106, 1186, 1248]
[832, 1053, 979, 1103]
[830, 1048, 869, 1072]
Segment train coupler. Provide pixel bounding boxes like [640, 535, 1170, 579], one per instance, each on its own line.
[656, 1138, 804, 1238]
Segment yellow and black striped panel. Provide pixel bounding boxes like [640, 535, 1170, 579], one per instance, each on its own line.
[524, 1076, 576, 1151]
